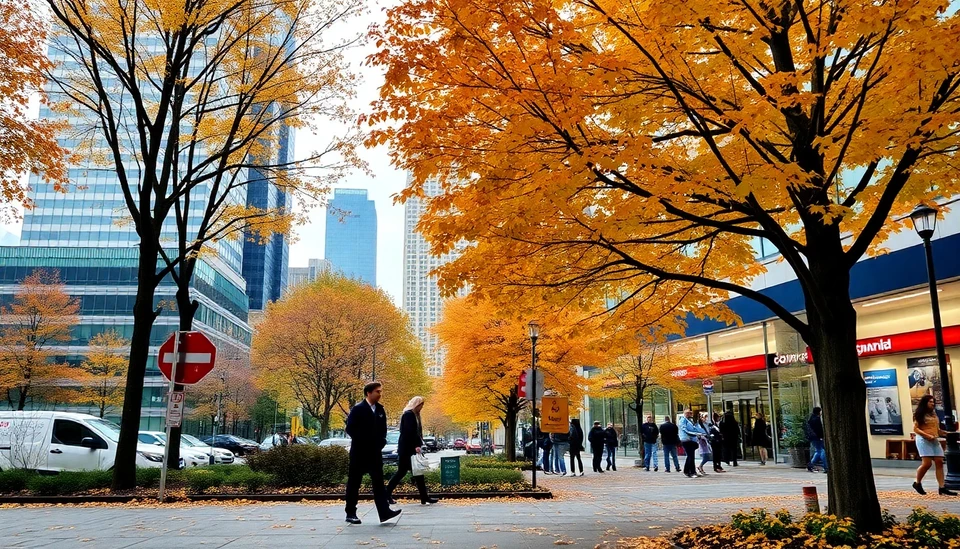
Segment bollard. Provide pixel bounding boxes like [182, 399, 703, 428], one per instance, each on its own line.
[802, 486, 820, 513]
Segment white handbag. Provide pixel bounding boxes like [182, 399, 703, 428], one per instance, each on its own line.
[411, 453, 431, 477]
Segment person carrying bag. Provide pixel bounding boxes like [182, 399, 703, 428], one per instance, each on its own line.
[386, 396, 440, 505]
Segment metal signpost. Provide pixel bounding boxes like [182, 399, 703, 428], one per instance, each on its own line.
[158, 331, 181, 502]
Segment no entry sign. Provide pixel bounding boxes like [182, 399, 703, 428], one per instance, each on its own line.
[158, 331, 217, 385]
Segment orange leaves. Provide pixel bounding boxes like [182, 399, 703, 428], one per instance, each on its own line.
[0, 270, 80, 410]
[0, 0, 69, 220]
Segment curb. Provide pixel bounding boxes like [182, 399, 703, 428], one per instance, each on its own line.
[0, 490, 552, 505]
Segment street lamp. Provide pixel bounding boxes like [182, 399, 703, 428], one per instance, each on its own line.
[910, 203, 960, 489]
[528, 321, 540, 490]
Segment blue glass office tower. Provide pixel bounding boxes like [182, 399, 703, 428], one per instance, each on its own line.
[242, 125, 292, 310]
[325, 189, 377, 286]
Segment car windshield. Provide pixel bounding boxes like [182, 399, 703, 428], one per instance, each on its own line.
[87, 419, 121, 442]
[181, 434, 205, 447]
[386, 431, 400, 444]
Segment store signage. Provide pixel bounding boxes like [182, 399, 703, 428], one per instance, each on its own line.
[856, 337, 893, 357]
[773, 352, 810, 365]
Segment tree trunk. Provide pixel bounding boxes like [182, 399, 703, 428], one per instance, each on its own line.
[503, 408, 518, 461]
[112, 247, 160, 490]
[806, 242, 882, 531]
[17, 384, 28, 411]
[632, 398, 644, 460]
[167, 263, 200, 470]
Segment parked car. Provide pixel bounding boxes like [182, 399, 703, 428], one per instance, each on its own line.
[202, 434, 259, 456]
[381, 429, 400, 464]
[318, 437, 351, 452]
[258, 434, 314, 451]
[0, 411, 177, 472]
[464, 437, 484, 454]
[453, 438, 466, 450]
[422, 436, 439, 453]
[138, 431, 211, 467]
[181, 434, 234, 464]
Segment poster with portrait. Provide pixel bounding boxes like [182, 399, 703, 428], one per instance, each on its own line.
[907, 355, 948, 423]
[863, 369, 903, 435]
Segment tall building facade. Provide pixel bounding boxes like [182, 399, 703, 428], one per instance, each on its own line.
[242, 126, 293, 310]
[325, 189, 377, 286]
[1, 38, 253, 427]
[287, 258, 333, 291]
[402, 176, 465, 377]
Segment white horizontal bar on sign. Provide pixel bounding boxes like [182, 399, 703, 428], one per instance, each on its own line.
[161, 352, 213, 364]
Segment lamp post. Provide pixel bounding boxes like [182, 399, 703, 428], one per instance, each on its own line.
[528, 320, 540, 490]
[910, 204, 960, 489]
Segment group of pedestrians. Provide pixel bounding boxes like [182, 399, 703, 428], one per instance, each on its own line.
[640, 412, 733, 475]
[538, 419, 620, 475]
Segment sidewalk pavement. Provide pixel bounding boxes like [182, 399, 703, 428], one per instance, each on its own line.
[1, 462, 954, 548]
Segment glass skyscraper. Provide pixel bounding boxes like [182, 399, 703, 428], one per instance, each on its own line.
[325, 189, 377, 286]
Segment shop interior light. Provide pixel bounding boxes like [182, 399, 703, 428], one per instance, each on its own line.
[717, 325, 764, 338]
[862, 289, 941, 308]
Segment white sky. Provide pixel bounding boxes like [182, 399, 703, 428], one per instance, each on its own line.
[3, 0, 410, 307]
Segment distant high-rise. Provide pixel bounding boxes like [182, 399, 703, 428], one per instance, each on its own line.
[287, 258, 333, 291]
[402, 176, 465, 377]
[242, 126, 293, 310]
[325, 189, 377, 286]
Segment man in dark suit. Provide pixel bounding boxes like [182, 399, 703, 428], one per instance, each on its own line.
[344, 381, 402, 524]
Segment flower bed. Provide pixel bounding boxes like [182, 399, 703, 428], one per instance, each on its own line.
[672, 507, 960, 549]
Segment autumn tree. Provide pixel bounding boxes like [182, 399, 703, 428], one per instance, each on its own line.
[419, 387, 458, 438]
[592, 329, 711, 458]
[44, 0, 363, 487]
[252, 273, 430, 438]
[72, 331, 128, 418]
[0, 0, 69, 221]
[369, 0, 960, 528]
[0, 270, 80, 410]
[434, 297, 600, 461]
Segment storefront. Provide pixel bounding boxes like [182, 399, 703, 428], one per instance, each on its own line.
[666, 281, 960, 463]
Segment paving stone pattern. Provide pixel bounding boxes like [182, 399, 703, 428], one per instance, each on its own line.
[0, 463, 954, 548]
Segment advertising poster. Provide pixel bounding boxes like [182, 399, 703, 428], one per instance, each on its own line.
[907, 355, 948, 423]
[863, 369, 903, 435]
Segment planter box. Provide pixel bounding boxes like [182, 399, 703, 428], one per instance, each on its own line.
[787, 447, 810, 468]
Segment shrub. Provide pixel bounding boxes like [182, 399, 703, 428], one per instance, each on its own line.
[0, 469, 35, 493]
[460, 456, 525, 470]
[25, 470, 112, 495]
[247, 445, 349, 487]
[185, 468, 225, 493]
[730, 508, 795, 540]
[908, 507, 960, 548]
[221, 467, 272, 492]
[802, 514, 858, 546]
[136, 467, 162, 488]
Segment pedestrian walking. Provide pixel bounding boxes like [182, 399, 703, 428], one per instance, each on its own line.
[805, 407, 828, 473]
[696, 413, 713, 476]
[709, 412, 726, 473]
[641, 415, 660, 471]
[604, 423, 619, 471]
[587, 420, 606, 473]
[386, 396, 439, 506]
[539, 430, 553, 474]
[344, 382, 402, 525]
[659, 415, 681, 473]
[719, 407, 741, 467]
[912, 395, 957, 496]
[550, 431, 568, 475]
[678, 409, 706, 477]
[752, 412, 771, 465]
[568, 418, 586, 476]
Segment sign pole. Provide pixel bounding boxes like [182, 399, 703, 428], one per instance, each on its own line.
[158, 331, 181, 502]
[531, 336, 538, 490]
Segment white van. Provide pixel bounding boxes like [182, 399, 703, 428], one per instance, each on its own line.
[0, 411, 180, 472]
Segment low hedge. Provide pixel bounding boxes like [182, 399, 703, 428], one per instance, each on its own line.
[674, 507, 960, 549]
[246, 445, 349, 487]
[25, 471, 113, 496]
[460, 456, 526, 470]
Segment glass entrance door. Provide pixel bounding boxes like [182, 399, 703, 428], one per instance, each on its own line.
[717, 391, 763, 461]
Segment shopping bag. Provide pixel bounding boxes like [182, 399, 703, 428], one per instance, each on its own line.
[411, 453, 431, 477]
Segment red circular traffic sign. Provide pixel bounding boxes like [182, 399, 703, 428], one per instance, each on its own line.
[702, 379, 714, 390]
[158, 331, 218, 385]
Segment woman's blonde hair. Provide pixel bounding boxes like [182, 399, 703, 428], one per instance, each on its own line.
[403, 396, 425, 413]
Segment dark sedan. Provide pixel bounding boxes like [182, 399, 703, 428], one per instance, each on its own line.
[202, 434, 260, 456]
[422, 436, 439, 453]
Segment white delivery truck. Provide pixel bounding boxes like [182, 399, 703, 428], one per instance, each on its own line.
[0, 411, 181, 471]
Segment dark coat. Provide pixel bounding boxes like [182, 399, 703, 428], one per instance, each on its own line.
[640, 422, 659, 444]
[604, 427, 619, 447]
[396, 409, 423, 458]
[659, 421, 680, 445]
[587, 426, 606, 449]
[751, 418, 771, 447]
[569, 421, 585, 452]
[719, 411, 741, 444]
[345, 399, 388, 462]
[806, 414, 824, 441]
